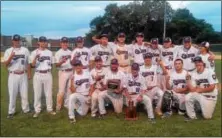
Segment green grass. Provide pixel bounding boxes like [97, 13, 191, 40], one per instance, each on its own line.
[1, 60, 221, 137]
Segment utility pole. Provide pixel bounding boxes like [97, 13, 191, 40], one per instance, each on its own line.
[163, 0, 167, 41]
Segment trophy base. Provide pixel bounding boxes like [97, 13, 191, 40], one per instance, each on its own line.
[125, 117, 138, 121]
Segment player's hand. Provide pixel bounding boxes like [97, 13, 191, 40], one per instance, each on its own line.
[35, 54, 40, 60]
[157, 59, 163, 66]
[195, 87, 202, 93]
[173, 88, 179, 93]
[208, 55, 215, 61]
[28, 73, 32, 80]
[95, 75, 102, 81]
[136, 95, 143, 102]
[60, 57, 67, 64]
[10, 51, 15, 58]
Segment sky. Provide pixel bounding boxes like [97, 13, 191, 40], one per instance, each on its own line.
[1, 1, 221, 38]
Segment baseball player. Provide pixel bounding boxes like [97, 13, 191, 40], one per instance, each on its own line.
[146, 38, 161, 65]
[90, 34, 114, 69]
[164, 58, 189, 118]
[124, 63, 156, 123]
[4, 34, 30, 119]
[140, 53, 167, 116]
[30, 36, 56, 118]
[130, 32, 149, 66]
[111, 32, 132, 74]
[97, 58, 126, 117]
[90, 56, 108, 117]
[185, 56, 218, 121]
[68, 60, 95, 124]
[55, 37, 73, 111]
[71, 36, 91, 72]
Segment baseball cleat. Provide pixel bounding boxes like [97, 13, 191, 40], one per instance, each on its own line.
[48, 111, 56, 115]
[7, 114, 14, 119]
[69, 118, 76, 124]
[178, 111, 185, 116]
[184, 114, 197, 122]
[149, 118, 156, 124]
[155, 108, 163, 116]
[33, 112, 40, 118]
[161, 112, 172, 119]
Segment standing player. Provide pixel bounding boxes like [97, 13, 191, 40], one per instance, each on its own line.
[164, 58, 189, 118]
[71, 36, 91, 72]
[4, 34, 30, 119]
[90, 34, 113, 69]
[147, 38, 161, 65]
[68, 60, 95, 123]
[98, 58, 126, 116]
[140, 53, 167, 116]
[124, 63, 156, 123]
[55, 37, 73, 111]
[185, 56, 218, 121]
[90, 56, 108, 118]
[30, 36, 56, 118]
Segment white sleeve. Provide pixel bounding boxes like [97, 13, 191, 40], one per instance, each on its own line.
[54, 51, 60, 64]
[29, 51, 35, 64]
[89, 74, 94, 85]
[208, 70, 217, 85]
[3, 49, 10, 62]
[71, 50, 75, 61]
[141, 76, 147, 90]
[103, 73, 108, 85]
[50, 52, 54, 64]
[25, 49, 30, 65]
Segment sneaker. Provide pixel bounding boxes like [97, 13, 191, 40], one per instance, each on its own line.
[184, 114, 197, 122]
[91, 114, 97, 118]
[48, 111, 56, 115]
[33, 112, 40, 118]
[161, 112, 172, 119]
[7, 114, 14, 119]
[178, 111, 185, 116]
[69, 118, 76, 124]
[149, 118, 156, 124]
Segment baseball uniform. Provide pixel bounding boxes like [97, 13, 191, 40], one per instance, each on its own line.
[30, 48, 54, 113]
[124, 73, 154, 119]
[185, 68, 218, 119]
[140, 64, 164, 112]
[199, 53, 215, 72]
[98, 69, 126, 114]
[68, 71, 94, 119]
[4, 47, 30, 115]
[55, 48, 73, 110]
[147, 47, 161, 65]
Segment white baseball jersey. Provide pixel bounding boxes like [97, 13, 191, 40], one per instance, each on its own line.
[176, 46, 199, 71]
[125, 73, 147, 94]
[147, 47, 161, 65]
[140, 64, 158, 87]
[90, 67, 108, 89]
[130, 43, 148, 65]
[55, 48, 72, 70]
[190, 68, 218, 96]
[169, 69, 188, 89]
[4, 47, 30, 71]
[29, 49, 53, 70]
[199, 54, 215, 71]
[72, 71, 94, 96]
[90, 44, 113, 66]
[71, 47, 91, 67]
[103, 70, 126, 88]
[111, 44, 132, 65]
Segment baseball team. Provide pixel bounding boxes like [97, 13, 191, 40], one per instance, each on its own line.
[4, 33, 218, 124]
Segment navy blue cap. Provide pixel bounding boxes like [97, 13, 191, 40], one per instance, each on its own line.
[12, 34, 21, 41]
[76, 36, 84, 43]
[131, 63, 140, 71]
[118, 32, 125, 37]
[143, 53, 153, 59]
[94, 56, 102, 62]
[200, 41, 210, 48]
[61, 37, 69, 43]
[136, 32, 144, 37]
[193, 56, 203, 62]
[164, 37, 172, 43]
[151, 38, 159, 44]
[111, 58, 118, 65]
[100, 34, 108, 39]
[71, 59, 83, 66]
[183, 36, 192, 43]
[38, 36, 47, 42]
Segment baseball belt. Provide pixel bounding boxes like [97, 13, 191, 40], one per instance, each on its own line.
[9, 70, 26, 75]
[36, 70, 50, 73]
[165, 66, 172, 70]
[61, 68, 73, 72]
[102, 65, 110, 67]
[129, 92, 138, 95]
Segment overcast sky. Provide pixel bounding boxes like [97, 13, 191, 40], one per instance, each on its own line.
[1, 1, 221, 38]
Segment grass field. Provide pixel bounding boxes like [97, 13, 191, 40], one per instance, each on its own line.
[0, 60, 221, 137]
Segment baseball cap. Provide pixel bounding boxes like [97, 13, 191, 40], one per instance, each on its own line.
[143, 53, 153, 59]
[100, 33, 108, 39]
[94, 56, 102, 62]
[111, 58, 119, 65]
[118, 32, 125, 37]
[38, 36, 47, 42]
[71, 59, 83, 66]
[183, 36, 192, 43]
[193, 56, 203, 63]
[131, 63, 140, 71]
[200, 41, 210, 48]
[136, 32, 144, 37]
[151, 38, 159, 44]
[61, 37, 69, 43]
[12, 34, 21, 41]
[76, 36, 84, 43]
[163, 37, 172, 43]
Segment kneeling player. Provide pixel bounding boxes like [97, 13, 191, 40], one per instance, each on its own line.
[124, 63, 155, 123]
[185, 56, 218, 121]
[68, 60, 94, 123]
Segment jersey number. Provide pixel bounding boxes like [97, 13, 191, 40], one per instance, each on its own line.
[168, 56, 173, 61]
[136, 87, 140, 93]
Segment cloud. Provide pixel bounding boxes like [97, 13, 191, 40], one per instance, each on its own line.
[168, 1, 192, 9]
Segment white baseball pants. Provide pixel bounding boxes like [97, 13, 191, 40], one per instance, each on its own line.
[91, 89, 106, 117]
[146, 86, 164, 111]
[8, 72, 30, 114]
[172, 91, 186, 111]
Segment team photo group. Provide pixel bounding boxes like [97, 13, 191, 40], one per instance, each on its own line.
[3, 32, 218, 124]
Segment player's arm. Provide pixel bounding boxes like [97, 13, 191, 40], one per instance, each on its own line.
[186, 73, 197, 92]
[4, 50, 15, 67]
[158, 59, 168, 75]
[196, 72, 217, 93]
[208, 51, 215, 61]
[166, 75, 172, 90]
[143, 41, 151, 47]
[92, 35, 101, 44]
[31, 52, 39, 67]
[173, 87, 188, 94]
[69, 77, 76, 93]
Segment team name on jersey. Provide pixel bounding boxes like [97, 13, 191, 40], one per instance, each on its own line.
[162, 52, 173, 56]
[173, 79, 186, 85]
[13, 54, 25, 60]
[61, 55, 71, 59]
[195, 79, 208, 85]
[116, 50, 128, 55]
[135, 49, 146, 54]
[181, 53, 195, 59]
[98, 51, 110, 56]
[76, 78, 89, 85]
[142, 72, 154, 77]
[75, 52, 89, 57]
[128, 80, 141, 87]
[38, 56, 50, 62]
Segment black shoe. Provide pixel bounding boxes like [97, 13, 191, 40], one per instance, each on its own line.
[69, 118, 76, 124]
[161, 112, 172, 119]
[184, 114, 197, 122]
[99, 114, 105, 119]
[7, 114, 14, 119]
[149, 118, 156, 124]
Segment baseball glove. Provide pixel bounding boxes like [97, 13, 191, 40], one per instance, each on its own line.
[161, 90, 173, 113]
